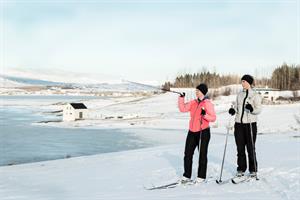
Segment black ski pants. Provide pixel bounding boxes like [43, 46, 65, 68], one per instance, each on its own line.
[234, 122, 258, 173]
[183, 128, 210, 179]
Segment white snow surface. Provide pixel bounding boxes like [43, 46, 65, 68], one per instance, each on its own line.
[0, 92, 300, 200]
[37, 92, 300, 134]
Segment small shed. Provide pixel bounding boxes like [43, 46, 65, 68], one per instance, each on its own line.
[63, 103, 88, 121]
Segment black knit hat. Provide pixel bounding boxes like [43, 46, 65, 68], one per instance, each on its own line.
[196, 83, 208, 95]
[241, 74, 254, 85]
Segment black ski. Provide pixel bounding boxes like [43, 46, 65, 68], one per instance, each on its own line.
[231, 176, 250, 184]
[231, 175, 259, 184]
[145, 176, 215, 190]
[145, 182, 179, 190]
[216, 178, 231, 185]
[145, 180, 201, 190]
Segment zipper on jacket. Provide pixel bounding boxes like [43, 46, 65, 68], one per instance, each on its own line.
[240, 90, 248, 123]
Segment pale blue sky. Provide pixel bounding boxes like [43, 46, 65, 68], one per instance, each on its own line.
[0, 0, 299, 83]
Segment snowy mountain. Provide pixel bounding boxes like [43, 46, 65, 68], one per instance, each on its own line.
[0, 68, 162, 93]
[1, 68, 122, 85]
[0, 75, 65, 87]
[0, 76, 32, 88]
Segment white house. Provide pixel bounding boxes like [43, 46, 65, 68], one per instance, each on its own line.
[255, 87, 280, 102]
[63, 103, 88, 121]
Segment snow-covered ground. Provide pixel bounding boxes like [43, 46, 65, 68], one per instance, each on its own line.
[0, 133, 298, 200]
[36, 92, 300, 134]
[0, 92, 299, 200]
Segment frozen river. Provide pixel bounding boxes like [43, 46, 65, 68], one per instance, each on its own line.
[0, 95, 152, 166]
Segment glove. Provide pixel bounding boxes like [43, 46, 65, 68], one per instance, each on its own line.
[245, 103, 254, 113]
[228, 108, 236, 115]
[201, 108, 206, 116]
[180, 92, 185, 97]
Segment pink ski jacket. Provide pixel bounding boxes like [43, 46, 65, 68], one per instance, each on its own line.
[178, 96, 216, 132]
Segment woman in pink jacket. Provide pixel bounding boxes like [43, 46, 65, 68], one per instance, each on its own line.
[178, 83, 216, 184]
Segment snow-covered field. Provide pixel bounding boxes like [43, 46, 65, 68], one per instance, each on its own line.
[35, 91, 300, 135]
[0, 92, 299, 200]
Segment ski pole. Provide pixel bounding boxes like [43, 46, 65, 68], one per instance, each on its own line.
[122, 80, 184, 95]
[247, 110, 259, 180]
[197, 107, 205, 181]
[216, 115, 233, 184]
[198, 108, 204, 152]
[161, 88, 183, 95]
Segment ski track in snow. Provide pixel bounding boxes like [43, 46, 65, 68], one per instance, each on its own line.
[259, 167, 300, 200]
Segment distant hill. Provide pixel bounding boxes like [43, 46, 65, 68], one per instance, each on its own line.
[0, 68, 160, 92]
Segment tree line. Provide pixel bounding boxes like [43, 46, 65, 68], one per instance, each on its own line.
[271, 63, 300, 90]
[163, 63, 300, 91]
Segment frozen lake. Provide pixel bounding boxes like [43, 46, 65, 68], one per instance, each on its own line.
[0, 95, 152, 166]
